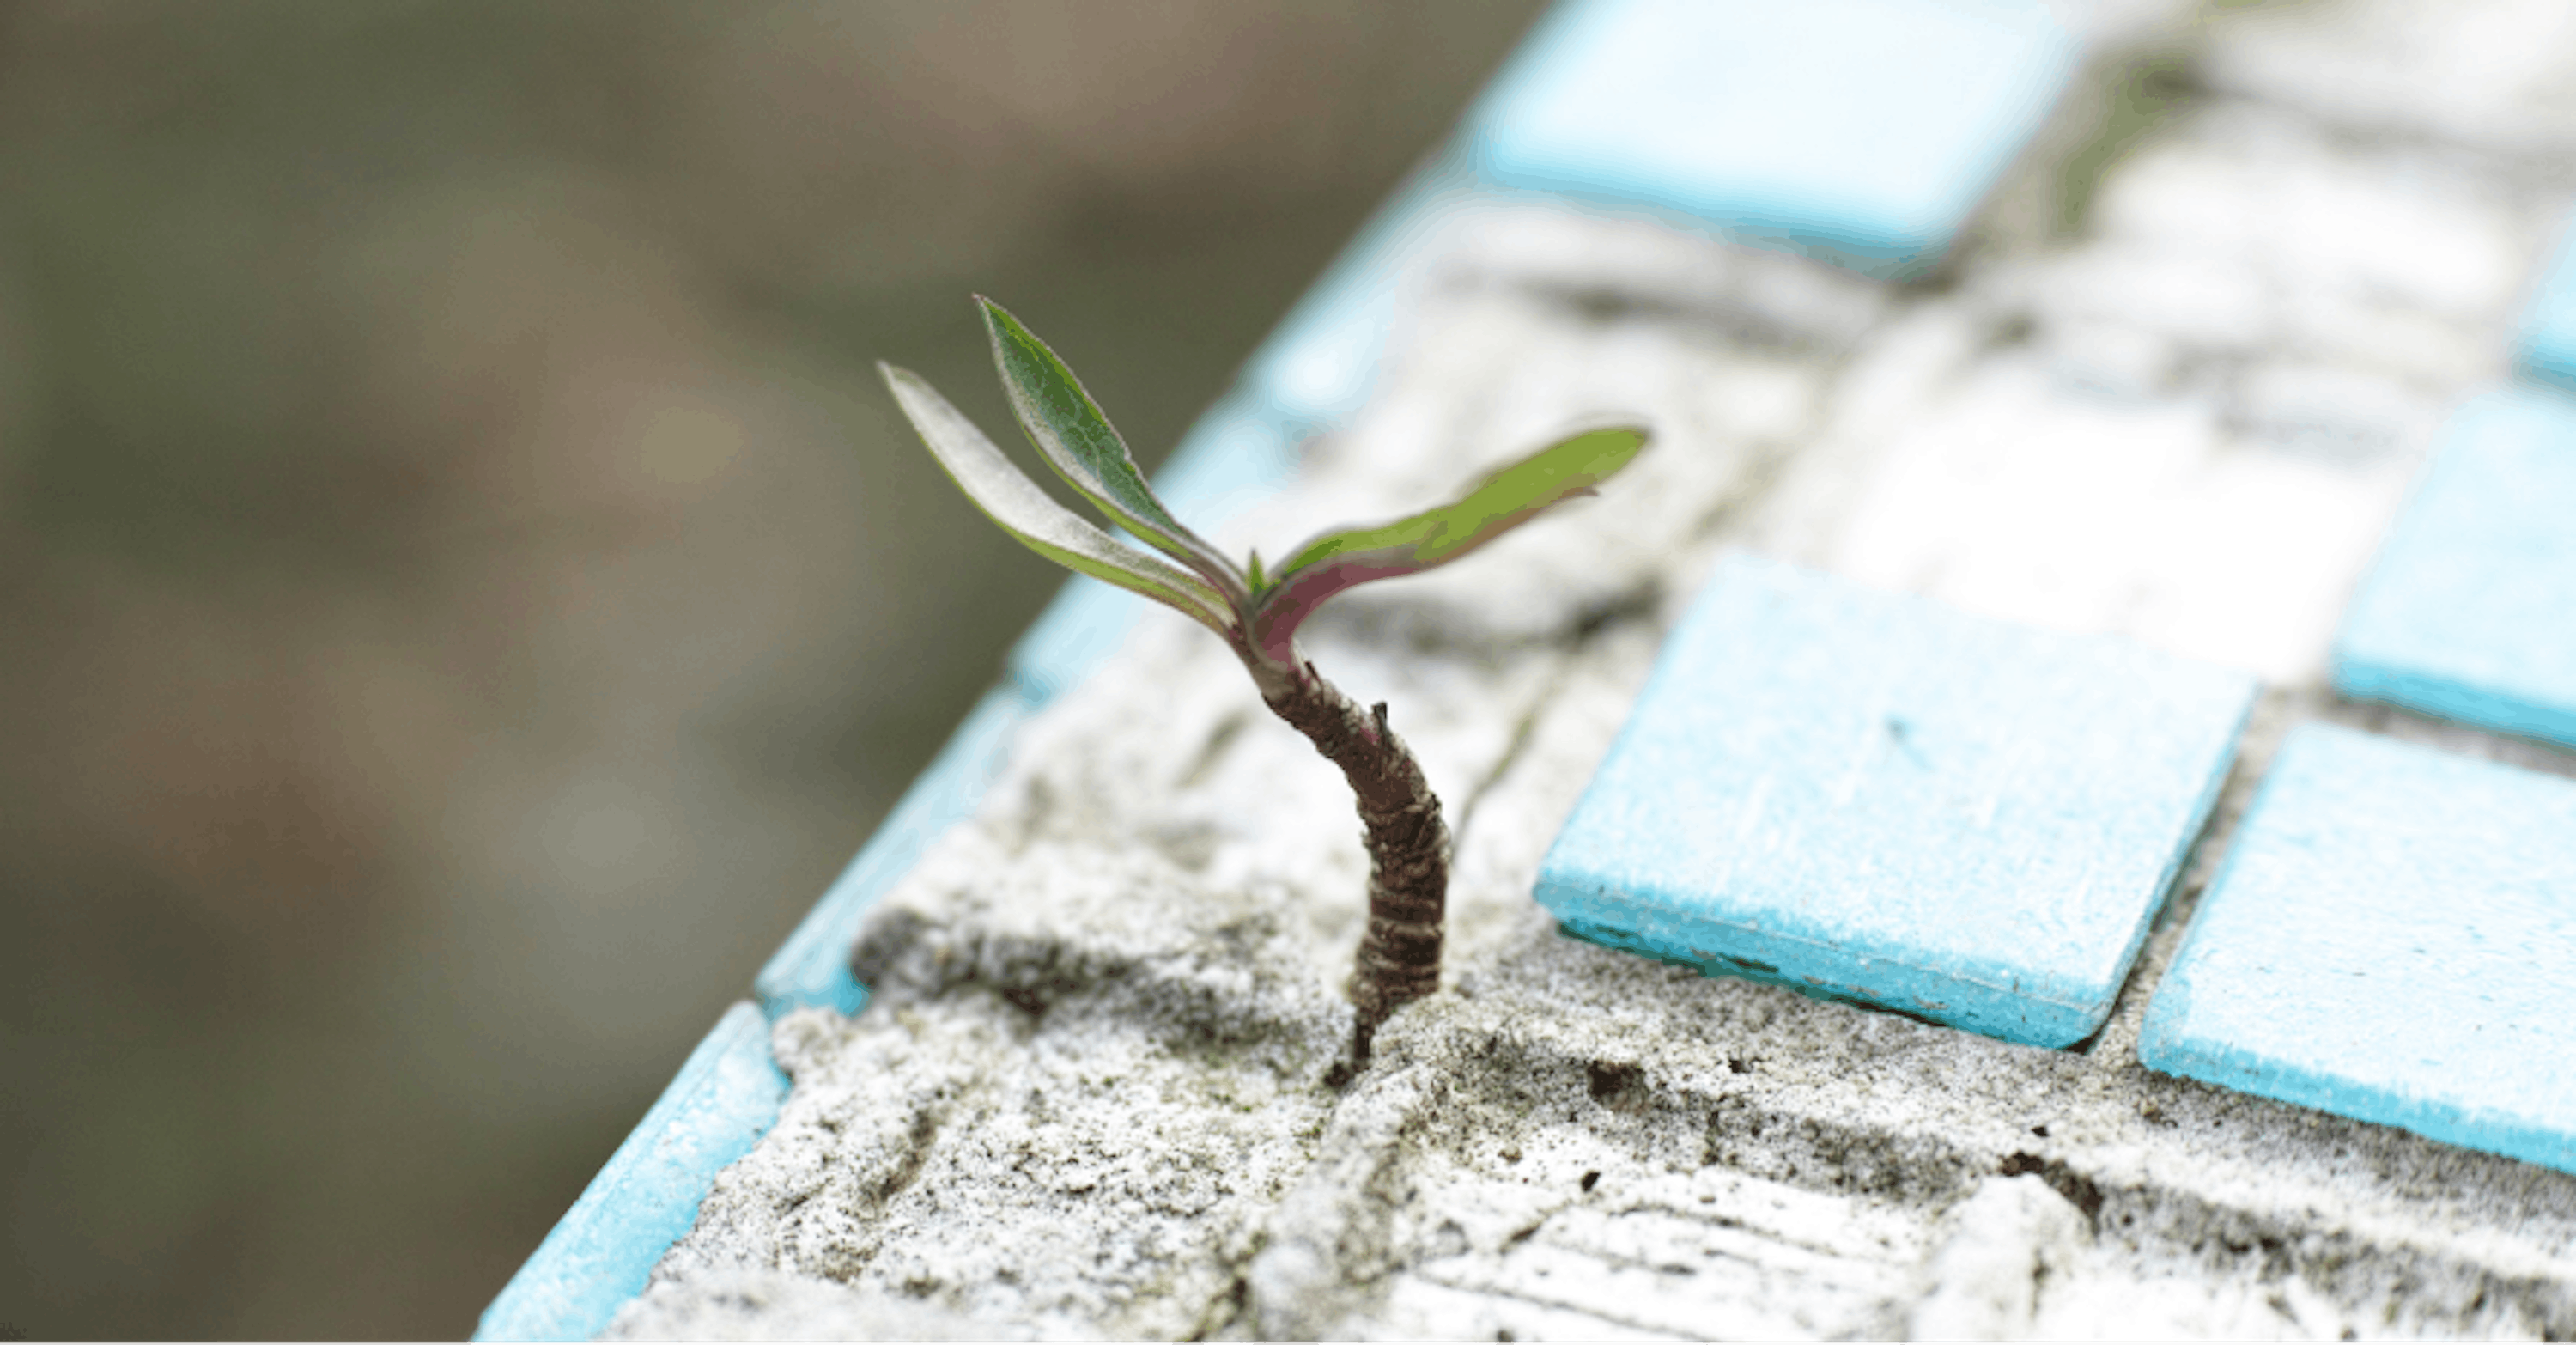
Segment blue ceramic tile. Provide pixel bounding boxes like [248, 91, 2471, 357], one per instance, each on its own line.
[2140, 724, 2576, 1177]
[1536, 556, 2256, 1047]
[2334, 388, 2576, 750]
[476, 1002, 789, 1342]
[2518, 221, 2576, 390]
[1464, 0, 2082, 278]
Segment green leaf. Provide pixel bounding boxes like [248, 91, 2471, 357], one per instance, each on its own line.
[879, 362, 1235, 634]
[979, 298, 1248, 605]
[1273, 425, 1649, 583]
[1247, 425, 1649, 659]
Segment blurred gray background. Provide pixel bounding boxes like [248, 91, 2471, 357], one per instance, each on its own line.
[0, 2, 1550, 1336]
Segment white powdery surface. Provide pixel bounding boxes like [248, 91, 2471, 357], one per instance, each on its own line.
[611, 6, 2576, 1334]
[609, 660, 2576, 1339]
[621, 829, 1346, 1342]
[609, 537, 2576, 1341]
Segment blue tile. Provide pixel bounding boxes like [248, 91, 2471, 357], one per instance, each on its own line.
[476, 1002, 789, 1342]
[1535, 556, 2256, 1047]
[2334, 388, 2576, 750]
[1464, 0, 2082, 278]
[2518, 220, 2576, 390]
[756, 686, 1035, 1018]
[2140, 724, 2576, 1177]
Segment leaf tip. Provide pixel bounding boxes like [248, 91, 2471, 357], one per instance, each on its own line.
[877, 361, 934, 401]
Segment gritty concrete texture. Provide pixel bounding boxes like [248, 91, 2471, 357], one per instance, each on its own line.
[598, 1, 2576, 1336]
[2197, 0, 2576, 161]
[2142, 723, 2576, 1177]
[1536, 555, 2254, 1047]
[632, 833, 1347, 1341]
[2334, 388, 2576, 750]
[1747, 91, 2553, 686]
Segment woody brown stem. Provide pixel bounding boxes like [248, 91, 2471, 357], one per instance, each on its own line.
[1254, 656, 1449, 1072]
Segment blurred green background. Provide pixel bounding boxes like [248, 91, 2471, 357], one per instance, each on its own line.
[0, 2, 1548, 1336]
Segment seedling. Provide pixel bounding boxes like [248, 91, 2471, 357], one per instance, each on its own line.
[881, 297, 1648, 1068]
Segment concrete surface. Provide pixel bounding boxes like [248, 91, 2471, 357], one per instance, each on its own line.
[600, 0, 2576, 1336]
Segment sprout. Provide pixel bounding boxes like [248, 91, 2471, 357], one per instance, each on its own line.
[882, 296, 1649, 1069]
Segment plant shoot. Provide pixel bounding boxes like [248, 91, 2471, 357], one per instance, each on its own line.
[881, 297, 1649, 1068]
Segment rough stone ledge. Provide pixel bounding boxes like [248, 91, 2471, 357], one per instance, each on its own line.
[599, 4, 2576, 1333]
[613, 810, 2576, 1340]
[1233, 923, 2576, 1338]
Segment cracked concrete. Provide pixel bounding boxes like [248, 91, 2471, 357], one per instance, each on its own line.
[609, 2, 2576, 1337]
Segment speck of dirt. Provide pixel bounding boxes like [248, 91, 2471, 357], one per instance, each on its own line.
[1586, 1060, 1651, 1114]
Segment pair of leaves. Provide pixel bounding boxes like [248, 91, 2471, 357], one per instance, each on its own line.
[881, 297, 1649, 666]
